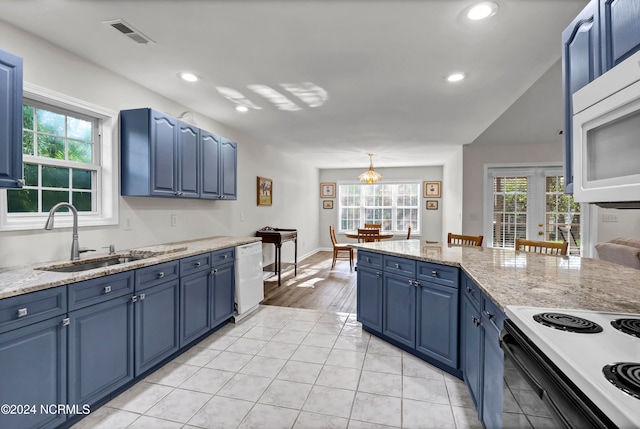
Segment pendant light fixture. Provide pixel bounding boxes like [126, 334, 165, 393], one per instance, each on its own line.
[358, 153, 383, 184]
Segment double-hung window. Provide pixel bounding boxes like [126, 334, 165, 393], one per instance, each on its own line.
[0, 84, 118, 231]
[338, 182, 420, 233]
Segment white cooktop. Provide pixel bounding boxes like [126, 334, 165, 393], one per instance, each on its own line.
[506, 306, 640, 429]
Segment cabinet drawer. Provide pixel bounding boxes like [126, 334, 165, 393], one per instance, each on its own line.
[383, 255, 416, 278]
[417, 262, 459, 288]
[0, 287, 67, 333]
[180, 253, 212, 276]
[68, 271, 134, 311]
[482, 294, 506, 332]
[211, 248, 234, 265]
[358, 251, 383, 270]
[135, 260, 179, 291]
[462, 272, 481, 310]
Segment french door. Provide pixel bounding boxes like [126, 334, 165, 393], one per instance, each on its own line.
[485, 166, 583, 255]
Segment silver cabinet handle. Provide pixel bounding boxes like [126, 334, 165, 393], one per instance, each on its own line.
[224, 254, 229, 259]
[211, 269, 218, 275]
[408, 279, 413, 286]
[376, 271, 382, 277]
[62, 318, 70, 327]
[139, 293, 146, 300]
[472, 316, 481, 327]
[131, 295, 138, 303]
[483, 310, 495, 320]
[17, 308, 28, 318]
[104, 286, 112, 294]
[431, 270, 438, 277]
[157, 272, 165, 279]
[395, 263, 401, 269]
[195, 261, 201, 267]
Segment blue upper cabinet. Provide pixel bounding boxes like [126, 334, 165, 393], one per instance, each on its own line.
[220, 137, 237, 200]
[121, 108, 237, 200]
[562, 0, 600, 195]
[601, 0, 640, 71]
[0, 49, 23, 189]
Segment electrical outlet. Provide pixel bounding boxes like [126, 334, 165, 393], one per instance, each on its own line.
[171, 214, 178, 227]
[602, 214, 619, 222]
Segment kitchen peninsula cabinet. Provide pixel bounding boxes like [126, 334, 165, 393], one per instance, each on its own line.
[0, 48, 24, 189]
[356, 251, 383, 332]
[121, 108, 237, 200]
[461, 272, 482, 409]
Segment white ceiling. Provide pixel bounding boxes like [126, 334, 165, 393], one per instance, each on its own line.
[0, 0, 587, 169]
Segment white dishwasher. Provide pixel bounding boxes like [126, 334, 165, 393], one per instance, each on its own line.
[233, 242, 264, 322]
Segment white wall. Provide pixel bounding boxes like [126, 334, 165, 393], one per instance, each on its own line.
[319, 165, 447, 248]
[594, 207, 640, 242]
[0, 21, 319, 269]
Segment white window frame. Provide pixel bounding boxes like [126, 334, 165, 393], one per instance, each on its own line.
[337, 180, 421, 234]
[0, 83, 119, 231]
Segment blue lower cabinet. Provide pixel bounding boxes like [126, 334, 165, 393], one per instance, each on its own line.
[356, 266, 383, 332]
[180, 270, 211, 347]
[0, 316, 67, 429]
[461, 294, 483, 410]
[134, 279, 180, 375]
[482, 318, 504, 428]
[383, 272, 416, 348]
[211, 262, 234, 327]
[416, 281, 459, 368]
[68, 294, 134, 406]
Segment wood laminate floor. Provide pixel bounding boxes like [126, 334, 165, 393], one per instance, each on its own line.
[261, 251, 356, 313]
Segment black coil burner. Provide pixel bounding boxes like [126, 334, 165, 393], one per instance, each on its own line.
[611, 319, 640, 338]
[533, 312, 603, 333]
[603, 363, 640, 400]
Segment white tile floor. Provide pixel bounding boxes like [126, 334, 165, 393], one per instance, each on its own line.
[71, 306, 482, 429]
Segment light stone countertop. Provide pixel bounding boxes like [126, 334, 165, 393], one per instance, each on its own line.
[0, 236, 261, 300]
[350, 240, 640, 314]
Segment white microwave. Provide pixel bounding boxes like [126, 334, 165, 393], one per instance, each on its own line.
[572, 50, 640, 207]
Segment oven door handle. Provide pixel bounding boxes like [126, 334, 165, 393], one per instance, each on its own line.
[499, 331, 545, 399]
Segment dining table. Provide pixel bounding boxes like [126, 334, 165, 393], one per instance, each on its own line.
[344, 231, 394, 240]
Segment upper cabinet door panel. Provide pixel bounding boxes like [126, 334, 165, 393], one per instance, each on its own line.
[200, 130, 221, 199]
[150, 112, 178, 196]
[177, 121, 199, 198]
[0, 49, 23, 189]
[220, 138, 237, 199]
[601, 0, 640, 70]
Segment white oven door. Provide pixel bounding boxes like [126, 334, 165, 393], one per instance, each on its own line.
[572, 78, 640, 203]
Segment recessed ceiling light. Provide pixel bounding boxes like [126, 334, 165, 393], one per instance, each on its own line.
[446, 73, 466, 82]
[235, 105, 249, 112]
[467, 2, 499, 20]
[178, 72, 200, 82]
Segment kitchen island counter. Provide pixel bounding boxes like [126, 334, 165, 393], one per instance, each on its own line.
[349, 240, 640, 314]
[0, 236, 261, 300]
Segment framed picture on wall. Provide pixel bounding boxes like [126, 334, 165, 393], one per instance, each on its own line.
[257, 176, 273, 206]
[424, 181, 441, 198]
[323, 200, 334, 209]
[426, 200, 438, 210]
[321, 182, 336, 198]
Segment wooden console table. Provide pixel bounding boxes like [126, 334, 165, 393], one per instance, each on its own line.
[256, 227, 297, 286]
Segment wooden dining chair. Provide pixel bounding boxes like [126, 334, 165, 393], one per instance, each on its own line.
[329, 225, 353, 271]
[406, 227, 412, 239]
[515, 238, 568, 256]
[358, 228, 380, 243]
[447, 233, 483, 247]
[364, 223, 381, 229]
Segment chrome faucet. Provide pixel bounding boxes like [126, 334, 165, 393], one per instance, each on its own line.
[44, 202, 94, 260]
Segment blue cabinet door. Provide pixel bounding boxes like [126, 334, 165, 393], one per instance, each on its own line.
[180, 270, 211, 347]
[0, 317, 67, 429]
[357, 266, 383, 332]
[200, 130, 221, 199]
[211, 262, 235, 327]
[562, 0, 600, 194]
[177, 121, 200, 198]
[601, 0, 640, 70]
[68, 294, 134, 406]
[220, 138, 237, 200]
[382, 272, 416, 348]
[134, 279, 180, 375]
[0, 48, 23, 189]
[416, 281, 458, 368]
[481, 315, 504, 429]
[150, 111, 178, 196]
[461, 294, 482, 411]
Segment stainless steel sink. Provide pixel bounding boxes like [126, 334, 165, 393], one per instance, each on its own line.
[37, 255, 147, 273]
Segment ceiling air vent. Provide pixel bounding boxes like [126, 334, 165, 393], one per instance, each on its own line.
[103, 19, 155, 45]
